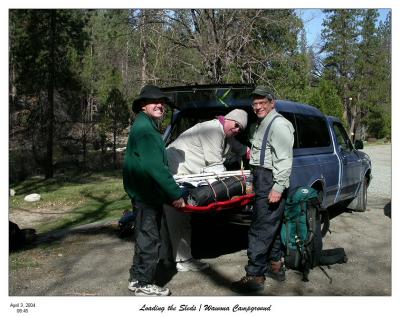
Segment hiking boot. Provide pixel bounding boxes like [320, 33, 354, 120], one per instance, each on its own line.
[265, 260, 286, 282]
[176, 258, 210, 272]
[230, 275, 265, 293]
[134, 283, 171, 296]
[128, 280, 140, 292]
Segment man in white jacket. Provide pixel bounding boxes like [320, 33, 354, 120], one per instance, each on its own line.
[164, 109, 248, 272]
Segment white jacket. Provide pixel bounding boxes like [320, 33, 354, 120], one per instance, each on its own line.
[167, 119, 246, 175]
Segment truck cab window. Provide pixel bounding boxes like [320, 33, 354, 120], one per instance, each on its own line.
[333, 123, 353, 152]
[295, 114, 331, 148]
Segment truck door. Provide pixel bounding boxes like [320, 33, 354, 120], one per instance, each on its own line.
[332, 122, 362, 201]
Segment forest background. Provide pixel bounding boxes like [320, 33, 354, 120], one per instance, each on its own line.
[8, 8, 391, 181]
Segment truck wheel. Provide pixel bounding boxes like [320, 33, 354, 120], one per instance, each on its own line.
[353, 177, 368, 212]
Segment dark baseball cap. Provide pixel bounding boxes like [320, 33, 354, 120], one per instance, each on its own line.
[250, 86, 275, 100]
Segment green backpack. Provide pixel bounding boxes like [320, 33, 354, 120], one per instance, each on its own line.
[281, 186, 347, 282]
[281, 187, 326, 281]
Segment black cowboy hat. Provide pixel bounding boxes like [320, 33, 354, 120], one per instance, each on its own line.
[132, 85, 173, 113]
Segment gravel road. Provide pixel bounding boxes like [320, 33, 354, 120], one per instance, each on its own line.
[363, 144, 392, 201]
[9, 145, 392, 300]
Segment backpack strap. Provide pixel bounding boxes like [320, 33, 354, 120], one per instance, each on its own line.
[319, 248, 348, 266]
[259, 114, 283, 166]
[302, 252, 310, 282]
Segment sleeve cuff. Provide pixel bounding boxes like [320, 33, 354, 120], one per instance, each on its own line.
[272, 183, 285, 193]
[203, 164, 226, 173]
[246, 147, 251, 160]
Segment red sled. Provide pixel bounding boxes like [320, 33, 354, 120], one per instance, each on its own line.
[179, 193, 255, 213]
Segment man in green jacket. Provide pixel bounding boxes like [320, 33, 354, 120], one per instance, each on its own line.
[123, 85, 185, 296]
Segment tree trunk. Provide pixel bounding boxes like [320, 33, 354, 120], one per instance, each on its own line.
[45, 10, 56, 179]
[113, 120, 117, 169]
[9, 55, 17, 109]
[82, 130, 87, 171]
[139, 11, 148, 84]
[82, 40, 94, 172]
[100, 135, 106, 169]
[349, 116, 356, 143]
[81, 97, 90, 171]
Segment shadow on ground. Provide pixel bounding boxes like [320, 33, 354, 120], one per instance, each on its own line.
[9, 223, 123, 254]
[191, 214, 249, 259]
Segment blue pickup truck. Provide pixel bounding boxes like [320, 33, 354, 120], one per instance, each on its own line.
[162, 84, 371, 219]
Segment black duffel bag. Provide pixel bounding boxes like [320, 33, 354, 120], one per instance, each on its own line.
[186, 176, 246, 206]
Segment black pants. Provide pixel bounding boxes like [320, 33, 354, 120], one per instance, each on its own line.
[129, 200, 163, 284]
[245, 167, 286, 276]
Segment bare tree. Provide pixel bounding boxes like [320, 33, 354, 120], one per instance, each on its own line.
[161, 9, 263, 83]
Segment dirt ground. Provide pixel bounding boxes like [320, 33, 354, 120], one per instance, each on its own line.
[8, 145, 392, 299]
[10, 206, 73, 230]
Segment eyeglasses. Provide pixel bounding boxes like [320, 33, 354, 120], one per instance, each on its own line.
[252, 100, 270, 108]
[234, 122, 243, 131]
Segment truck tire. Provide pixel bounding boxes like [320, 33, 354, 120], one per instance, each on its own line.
[352, 177, 368, 212]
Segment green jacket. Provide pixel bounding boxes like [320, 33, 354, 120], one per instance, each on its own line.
[123, 112, 182, 205]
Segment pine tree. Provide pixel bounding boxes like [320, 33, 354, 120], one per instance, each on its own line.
[9, 9, 87, 178]
[100, 88, 129, 169]
[369, 11, 391, 139]
[307, 79, 343, 118]
[321, 9, 362, 140]
[354, 9, 382, 140]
